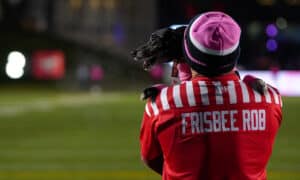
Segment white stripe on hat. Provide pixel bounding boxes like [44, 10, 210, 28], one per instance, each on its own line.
[213, 81, 223, 105]
[173, 85, 183, 108]
[253, 89, 262, 103]
[265, 89, 272, 103]
[239, 82, 250, 103]
[199, 81, 210, 105]
[227, 81, 237, 104]
[269, 87, 279, 104]
[186, 81, 196, 107]
[160, 87, 170, 110]
[151, 102, 159, 115]
[145, 103, 151, 116]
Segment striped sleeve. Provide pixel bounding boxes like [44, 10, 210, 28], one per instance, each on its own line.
[268, 86, 282, 107]
[140, 104, 162, 161]
[144, 101, 160, 117]
[145, 103, 151, 116]
[198, 81, 210, 105]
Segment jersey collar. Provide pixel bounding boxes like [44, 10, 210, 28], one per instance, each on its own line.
[191, 72, 240, 82]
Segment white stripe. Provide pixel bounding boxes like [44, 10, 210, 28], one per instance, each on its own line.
[253, 89, 262, 103]
[160, 87, 170, 110]
[269, 87, 279, 104]
[151, 102, 159, 115]
[227, 81, 237, 104]
[186, 81, 196, 107]
[213, 81, 223, 105]
[145, 103, 151, 116]
[265, 89, 272, 103]
[199, 81, 210, 105]
[239, 82, 250, 103]
[173, 85, 183, 108]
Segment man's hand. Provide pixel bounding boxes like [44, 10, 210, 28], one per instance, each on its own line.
[131, 26, 186, 70]
[243, 75, 268, 95]
[140, 84, 166, 102]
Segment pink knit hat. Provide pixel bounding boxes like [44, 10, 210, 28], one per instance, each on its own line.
[183, 11, 241, 76]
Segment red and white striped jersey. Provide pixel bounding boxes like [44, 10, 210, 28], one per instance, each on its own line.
[140, 73, 282, 180]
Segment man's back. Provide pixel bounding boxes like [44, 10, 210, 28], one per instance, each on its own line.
[141, 73, 282, 180]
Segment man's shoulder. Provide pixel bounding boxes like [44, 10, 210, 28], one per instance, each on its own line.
[144, 82, 188, 117]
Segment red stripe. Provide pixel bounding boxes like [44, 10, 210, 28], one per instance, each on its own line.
[268, 88, 276, 104]
[207, 82, 216, 106]
[221, 81, 230, 105]
[246, 83, 256, 104]
[261, 89, 270, 103]
[234, 81, 244, 104]
[155, 91, 163, 113]
[180, 82, 189, 107]
[192, 81, 201, 106]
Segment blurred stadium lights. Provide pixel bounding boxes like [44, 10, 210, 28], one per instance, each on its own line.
[240, 70, 300, 96]
[169, 24, 187, 30]
[256, 0, 276, 6]
[285, 0, 300, 5]
[112, 22, 125, 45]
[257, 0, 300, 6]
[266, 23, 279, 52]
[69, 0, 82, 11]
[266, 24, 278, 37]
[276, 17, 288, 29]
[5, 51, 26, 79]
[247, 21, 263, 39]
[266, 39, 278, 52]
[31, 50, 65, 80]
[0, 0, 299, 86]
[6, 0, 23, 6]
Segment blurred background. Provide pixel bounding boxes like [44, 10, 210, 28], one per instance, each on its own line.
[0, 0, 299, 180]
[0, 0, 299, 92]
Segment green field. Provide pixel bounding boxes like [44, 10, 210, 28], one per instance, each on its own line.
[0, 89, 299, 180]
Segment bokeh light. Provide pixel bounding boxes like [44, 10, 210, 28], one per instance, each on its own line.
[276, 17, 288, 29]
[256, 0, 275, 6]
[5, 51, 26, 79]
[266, 24, 278, 37]
[266, 39, 278, 52]
[247, 21, 262, 39]
[169, 24, 187, 30]
[7, 51, 26, 67]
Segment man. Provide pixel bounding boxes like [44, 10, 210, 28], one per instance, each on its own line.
[137, 11, 282, 180]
